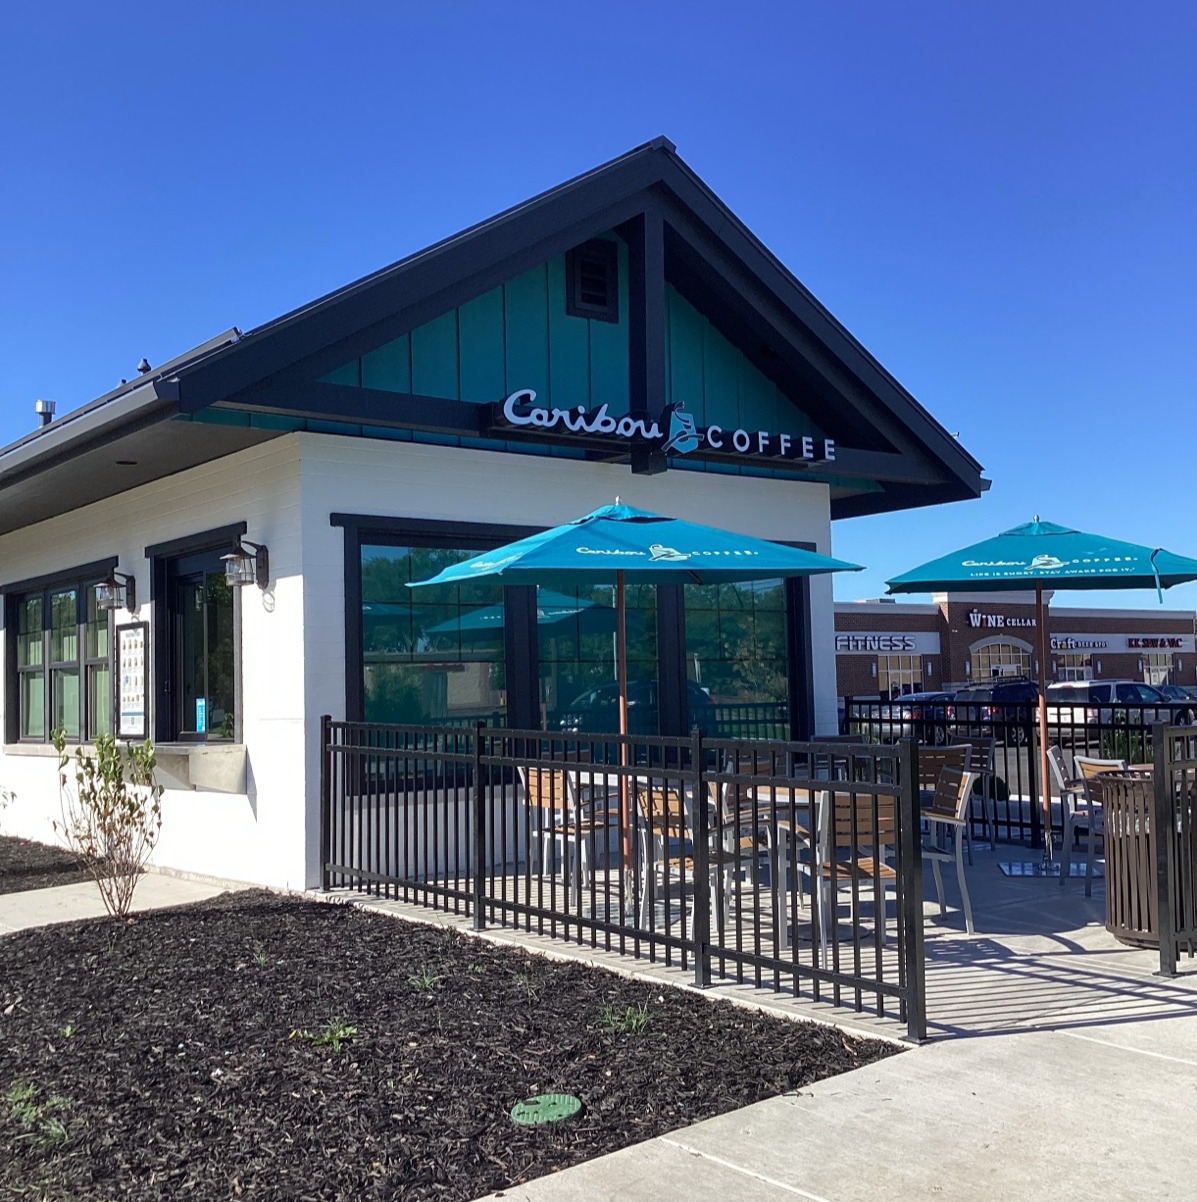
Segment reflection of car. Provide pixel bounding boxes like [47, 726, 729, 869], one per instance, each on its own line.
[1046, 680, 1179, 727]
[886, 691, 956, 745]
[1156, 685, 1197, 723]
[557, 679, 714, 733]
[949, 678, 1039, 745]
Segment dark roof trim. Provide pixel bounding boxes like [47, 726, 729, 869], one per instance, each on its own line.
[144, 521, 247, 561]
[1, 556, 118, 594]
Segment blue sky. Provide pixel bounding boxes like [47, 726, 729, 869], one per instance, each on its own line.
[2, 2, 1193, 609]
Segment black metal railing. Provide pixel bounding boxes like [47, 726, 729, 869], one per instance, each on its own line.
[321, 716, 927, 1040]
[842, 698, 1197, 845]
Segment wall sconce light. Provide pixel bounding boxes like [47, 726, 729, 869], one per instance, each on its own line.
[870, 660, 877, 678]
[96, 568, 136, 612]
[925, 660, 933, 678]
[221, 539, 269, 589]
[1137, 657, 1144, 674]
[1096, 659, 1102, 674]
[964, 659, 971, 677]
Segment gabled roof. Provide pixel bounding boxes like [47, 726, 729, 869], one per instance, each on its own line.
[0, 137, 986, 536]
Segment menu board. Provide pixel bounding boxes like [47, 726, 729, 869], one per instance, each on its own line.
[115, 622, 149, 739]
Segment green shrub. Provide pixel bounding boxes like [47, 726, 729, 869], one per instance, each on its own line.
[51, 729, 164, 919]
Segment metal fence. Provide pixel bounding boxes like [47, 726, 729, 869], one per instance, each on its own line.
[320, 717, 927, 1040]
[842, 698, 1197, 845]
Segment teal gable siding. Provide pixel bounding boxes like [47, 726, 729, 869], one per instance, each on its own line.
[666, 286, 821, 441]
[320, 239, 630, 412]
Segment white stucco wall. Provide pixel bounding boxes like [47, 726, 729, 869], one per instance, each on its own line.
[0, 436, 307, 888]
[1, 429, 843, 889]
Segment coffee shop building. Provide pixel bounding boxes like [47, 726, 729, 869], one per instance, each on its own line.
[835, 594, 1197, 698]
[0, 138, 985, 889]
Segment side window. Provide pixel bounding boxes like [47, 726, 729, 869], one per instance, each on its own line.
[7, 572, 112, 743]
[169, 551, 236, 741]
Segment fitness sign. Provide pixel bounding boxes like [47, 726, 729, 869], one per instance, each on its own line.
[493, 388, 836, 465]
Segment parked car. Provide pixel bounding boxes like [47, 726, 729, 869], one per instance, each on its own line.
[1155, 684, 1197, 723]
[883, 690, 956, 745]
[948, 677, 1039, 745]
[1045, 680, 1178, 728]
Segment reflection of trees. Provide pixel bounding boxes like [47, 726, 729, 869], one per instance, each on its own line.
[684, 582, 787, 703]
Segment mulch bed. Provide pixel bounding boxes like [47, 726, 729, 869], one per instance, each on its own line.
[0, 892, 901, 1201]
[0, 835, 91, 895]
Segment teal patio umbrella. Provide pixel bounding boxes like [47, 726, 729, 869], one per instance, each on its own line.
[887, 517, 1197, 855]
[410, 501, 862, 868]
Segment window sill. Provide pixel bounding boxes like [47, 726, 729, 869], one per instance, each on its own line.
[3, 742, 62, 757]
[154, 743, 247, 795]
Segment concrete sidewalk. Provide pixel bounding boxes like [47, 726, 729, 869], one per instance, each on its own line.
[0, 871, 237, 934]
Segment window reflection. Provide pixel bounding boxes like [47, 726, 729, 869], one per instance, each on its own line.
[362, 545, 506, 727]
[684, 579, 789, 738]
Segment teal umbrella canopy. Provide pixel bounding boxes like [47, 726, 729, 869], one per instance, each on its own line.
[887, 519, 1197, 596]
[408, 502, 861, 590]
[887, 517, 1197, 859]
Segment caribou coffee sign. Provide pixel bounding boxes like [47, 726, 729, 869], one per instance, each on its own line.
[496, 389, 836, 464]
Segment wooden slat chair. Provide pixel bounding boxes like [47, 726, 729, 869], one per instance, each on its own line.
[634, 781, 746, 935]
[519, 765, 615, 901]
[922, 766, 980, 934]
[916, 744, 976, 861]
[815, 788, 900, 966]
[713, 764, 816, 952]
[1062, 754, 1125, 895]
[952, 735, 998, 852]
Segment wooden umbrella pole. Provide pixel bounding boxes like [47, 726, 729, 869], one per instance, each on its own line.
[616, 570, 631, 881]
[1036, 580, 1053, 861]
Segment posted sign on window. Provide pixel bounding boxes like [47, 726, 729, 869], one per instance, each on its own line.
[115, 622, 149, 739]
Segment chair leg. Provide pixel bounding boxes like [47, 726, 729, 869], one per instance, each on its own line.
[777, 838, 791, 951]
[930, 856, 947, 916]
[1059, 815, 1074, 885]
[1084, 824, 1098, 898]
[954, 827, 974, 936]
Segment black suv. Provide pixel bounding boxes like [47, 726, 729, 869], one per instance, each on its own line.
[949, 677, 1039, 745]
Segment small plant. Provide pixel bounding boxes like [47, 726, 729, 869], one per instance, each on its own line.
[251, 942, 269, 968]
[60, 1022, 77, 1039]
[290, 1018, 357, 1053]
[408, 969, 440, 991]
[81, 953, 99, 973]
[51, 728, 164, 919]
[6, 1082, 71, 1148]
[598, 1001, 651, 1036]
[1101, 728, 1148, 765]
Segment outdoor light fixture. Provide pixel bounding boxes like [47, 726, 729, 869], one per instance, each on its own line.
[96, 568, 136, 613]
[925, 659, 933, 679]
[221, 539, 269, 589]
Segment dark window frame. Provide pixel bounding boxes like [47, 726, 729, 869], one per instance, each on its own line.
[2, 557, 118, 745]
[565, 239, 620, 324]
[147, 524, 246, 745]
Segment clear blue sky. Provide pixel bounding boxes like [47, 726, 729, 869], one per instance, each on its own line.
[2, 2, 1193, 609]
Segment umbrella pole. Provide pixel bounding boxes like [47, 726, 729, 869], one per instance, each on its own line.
[616, 570, 632, 892]
[1036, 581, 1053, 864]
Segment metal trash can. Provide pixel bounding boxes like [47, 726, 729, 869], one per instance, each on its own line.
[1099, 772, 1159, 948]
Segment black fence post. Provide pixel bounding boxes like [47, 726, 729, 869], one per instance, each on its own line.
[897, 737, 927, 1042]
[472, 721, 487, 933]
[691, 727, 712, 988]
[1153, 723, 1177, 977]
[319, 714, 332, 891]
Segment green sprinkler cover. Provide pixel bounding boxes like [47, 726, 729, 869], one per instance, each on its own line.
[510, 1092, 584, 1126]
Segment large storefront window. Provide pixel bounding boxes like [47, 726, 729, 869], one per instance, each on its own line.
[878, 654, 922, 699]
[362, 544, 505, 727]
[684, 579, 789, 738]
[539, 584, 658, 735]
[1143, 652, 1172, 686]
[11, 575, 111, 742]
[971, 640, 1032, 681]
[1055, 652, 1094, 682]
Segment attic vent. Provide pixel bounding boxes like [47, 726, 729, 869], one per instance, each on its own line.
[566, 240, 619, 323]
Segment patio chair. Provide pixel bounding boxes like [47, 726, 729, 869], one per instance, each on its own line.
[519, 765, 616, 901]
[1062, 754, 1125, 896]
[952, 735, 998, 853]
[815, 787, 900, 968]
[922, 766, 980, 934]
[633, 781, 745, 936]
